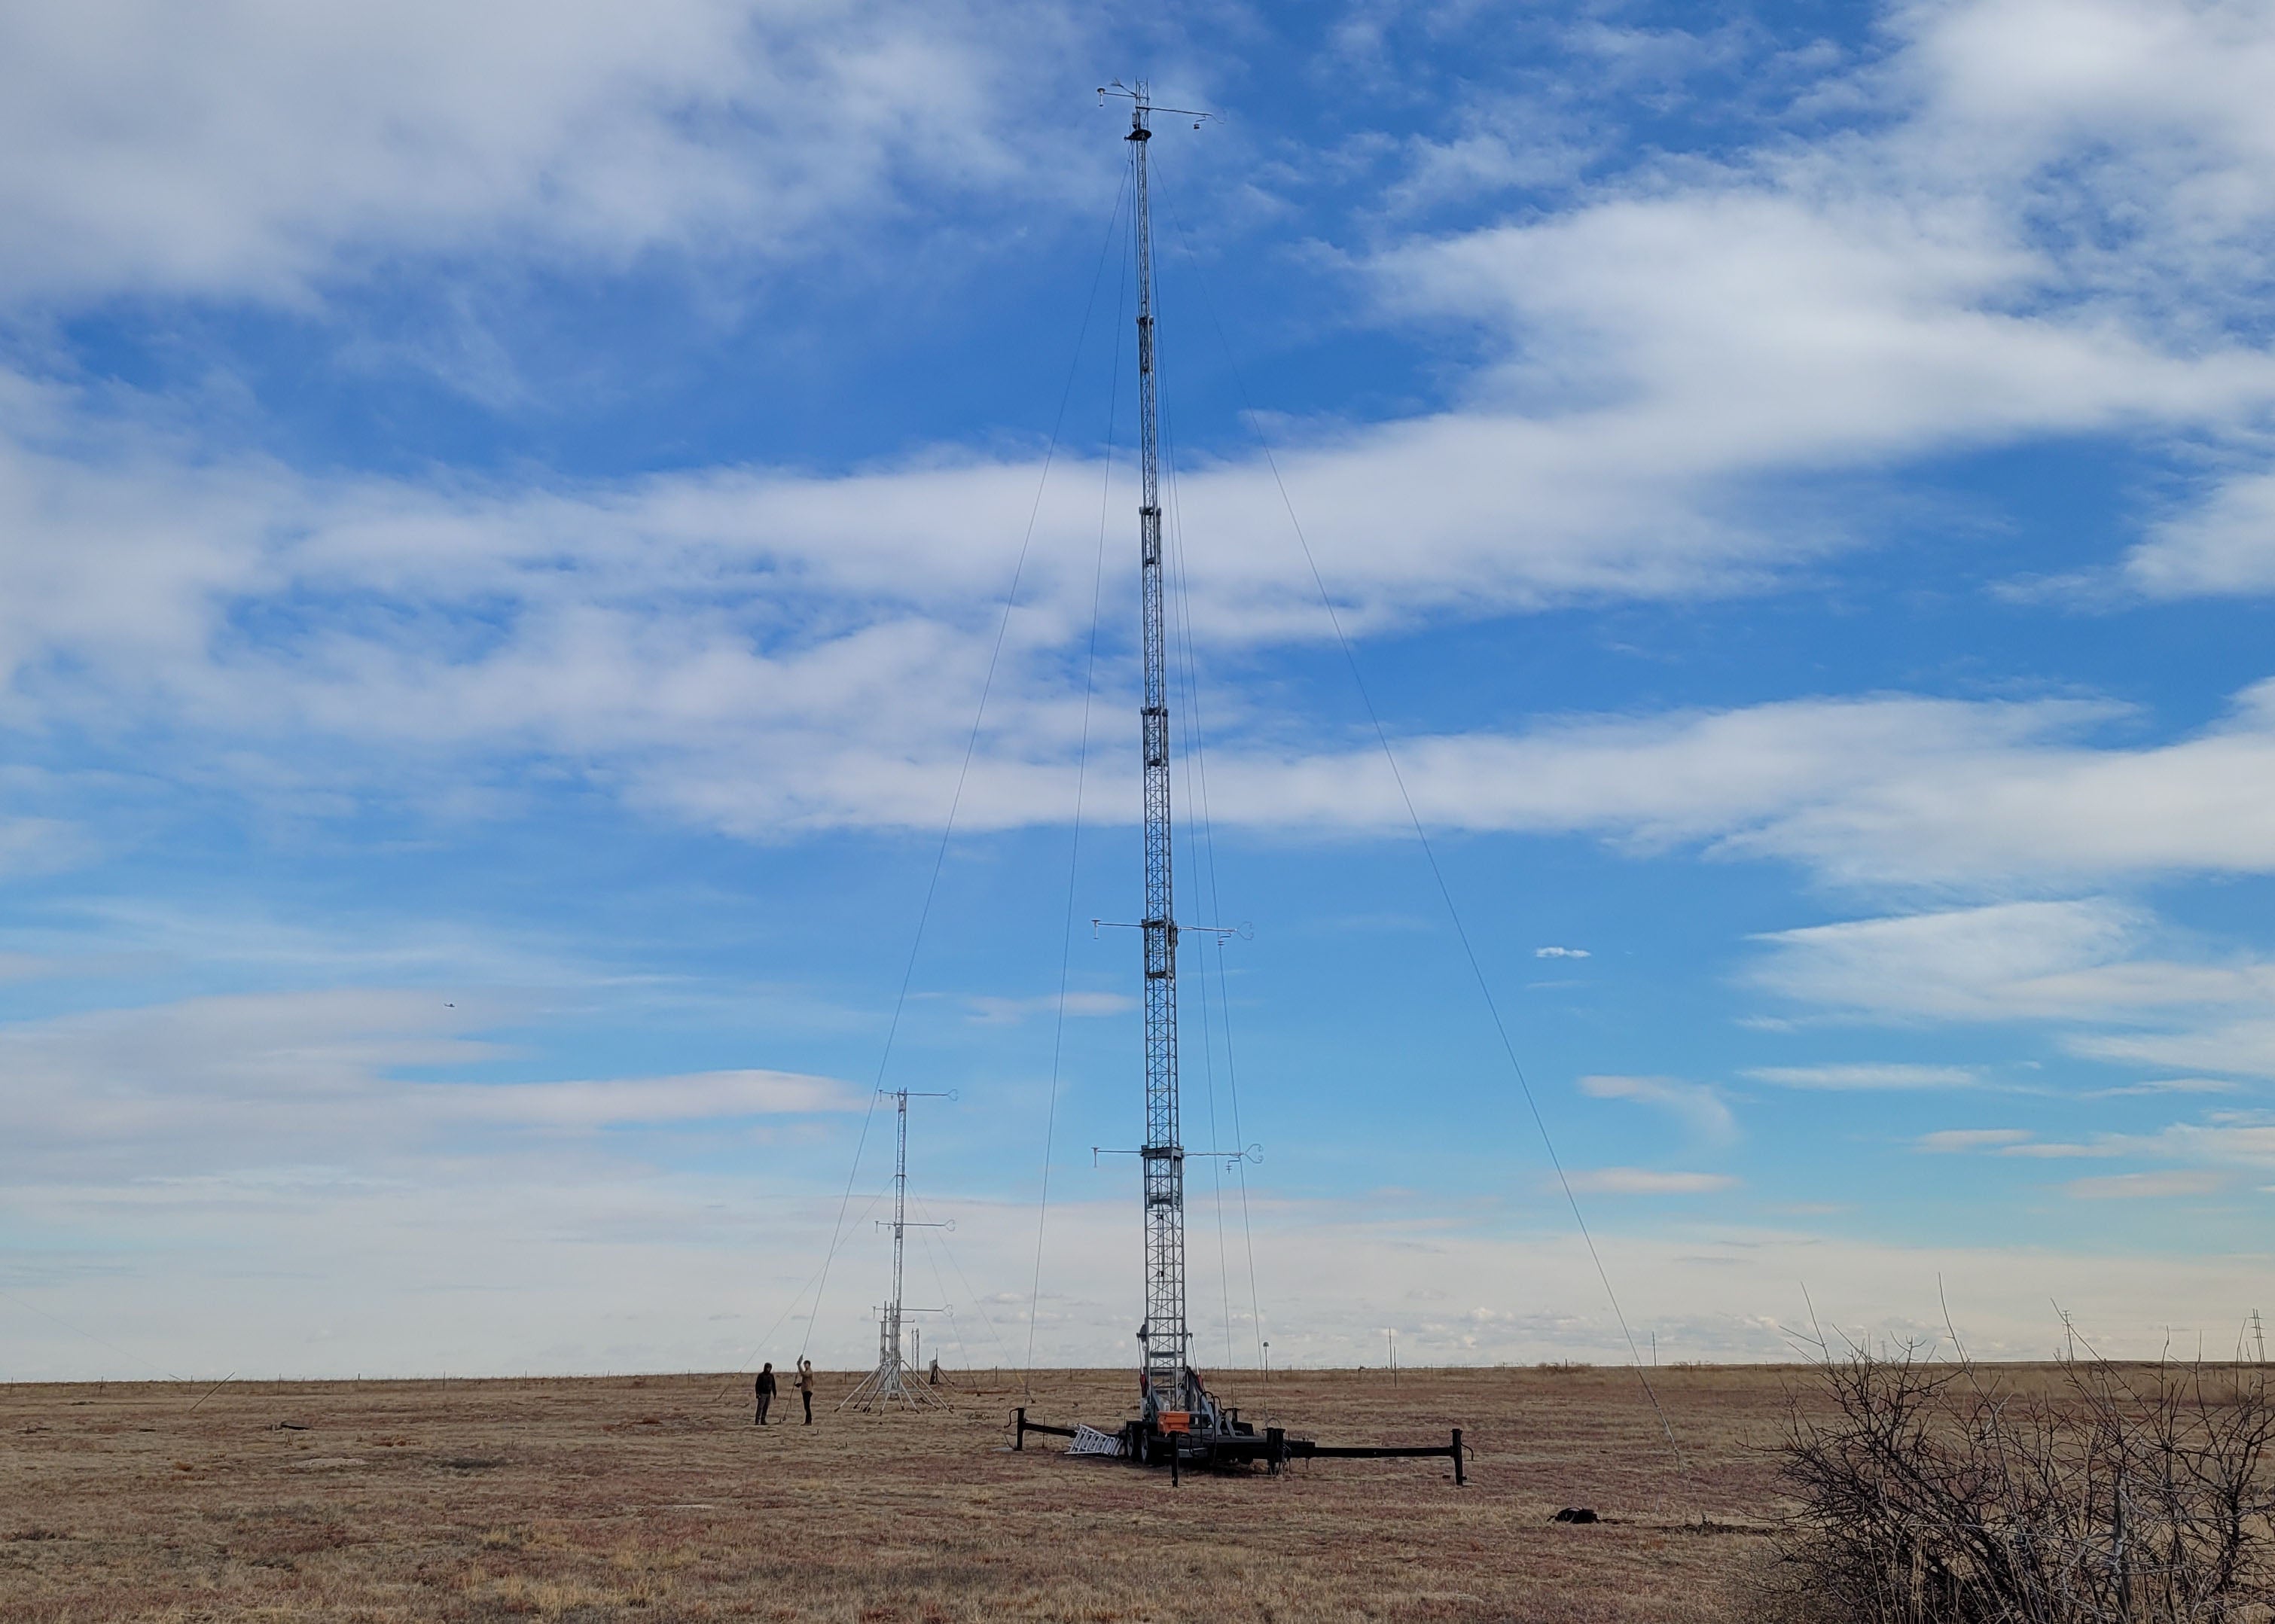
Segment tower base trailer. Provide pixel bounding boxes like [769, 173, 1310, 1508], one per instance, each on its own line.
[1013, 1406, 1466, 1487]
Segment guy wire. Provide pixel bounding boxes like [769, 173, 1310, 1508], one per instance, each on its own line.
[801, 166, 1130, 1371]
[0, 1285, 182, 1384]
[1154, 154, 1681, 1461]
[1164, 152, 1273, 1373]
[715, 1180, 893, 1398]
[914, 1190, 1017, 1372]
[1023, 160, 1131, 1389]
[916, 1228, 971, 1373]
[1154, 282, 1246, 1374]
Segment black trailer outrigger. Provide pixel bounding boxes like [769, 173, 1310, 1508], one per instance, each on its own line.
[1014, 1368, 1465, 1488]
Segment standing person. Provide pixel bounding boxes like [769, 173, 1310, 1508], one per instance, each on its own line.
[755, 1362, 776, 1427]
[797, 1357, 815, 1425]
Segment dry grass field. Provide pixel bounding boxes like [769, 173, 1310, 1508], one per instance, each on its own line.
[2, 1363, 1847, 1622]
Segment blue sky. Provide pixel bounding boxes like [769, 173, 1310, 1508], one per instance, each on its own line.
[8, 0, 2275, 1380]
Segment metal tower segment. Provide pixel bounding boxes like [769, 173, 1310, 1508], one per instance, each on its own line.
[1127, 85, 1191, 1420]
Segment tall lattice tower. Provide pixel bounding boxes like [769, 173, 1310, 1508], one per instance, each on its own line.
[1107, 80, 1209, 1427]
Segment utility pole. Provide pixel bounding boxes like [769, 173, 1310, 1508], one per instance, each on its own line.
[841, 1088, 951, 1410]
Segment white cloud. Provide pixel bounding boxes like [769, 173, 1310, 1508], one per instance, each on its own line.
[0, 375, 2136, 855]
[2148, 1117, 2275, 1168]
[411, 1071, 862, 1128]
[2083, 1077, 2246, 1098]
[14, 0, 2275, 853]
[2072, 1021, 2275, 1080]
[886, 681, 2275, 890]
[0, 392, 1121, 833]
[1200, 693, 2103, 867]
[0, 369, 1911, 815]
[1959, 1118, 2275, 1177]
[30, 395, 2275, 878]
[1535, 945, 1591, 958]
[1901, 1111, 2275, 1184]
[1371, 0, 2275, 638]
[1578, 1074, 1736, 1144]
[1365, 0, 2275, 610]
[7, 1178, 2270, 1376]
[1747, 1063, 1982, 1090]
[13, 0, 2275, 873]
[1239, 678, 2275, 893]
[1917, 1128, 2031, 1151]
[1563, 1167, 1737, 1195]
[1748, 900, 2271, 1023]
[964, 991, 1134, 1025]
[1752, 901, 2129, 1019]
[2127, 471, 2275, 597]
[1750, 900, 2275, 1089]
[0, 816, 91, 877]
[1380, 190, 2263, 489]
[0, 0, 1074, 304]
[1900, 0, 2275, 314]
[0, 987, 860, 1175]
[2065, 1170, 2225, 1200]
[1916, 1129, 2128, 1158]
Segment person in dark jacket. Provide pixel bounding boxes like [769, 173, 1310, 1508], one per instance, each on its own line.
[797, 1357, 815, 1424]
[755, 1362, 777, 1426]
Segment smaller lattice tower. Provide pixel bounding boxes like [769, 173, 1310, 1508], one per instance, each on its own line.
[840, 1088, 950, 1411]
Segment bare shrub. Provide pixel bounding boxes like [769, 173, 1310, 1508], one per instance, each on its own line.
[1776, 1350, 2275, 1622]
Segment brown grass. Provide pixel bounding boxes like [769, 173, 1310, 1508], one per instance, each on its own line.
[1, 1363, 1828, 1622]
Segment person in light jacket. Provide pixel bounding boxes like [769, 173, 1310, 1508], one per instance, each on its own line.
[797, 1357, 815, 1424]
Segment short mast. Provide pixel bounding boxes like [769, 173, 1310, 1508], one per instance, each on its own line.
[887, 1087, 913, 1378]
[840, 1087, 950, 1411]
